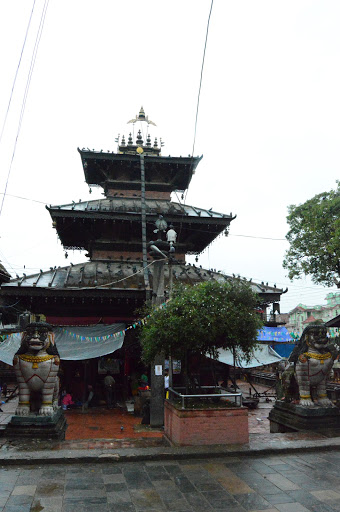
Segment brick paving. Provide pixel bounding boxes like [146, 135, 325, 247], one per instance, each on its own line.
[0, 380, 274, 448]
[0, 396, 165, 448]
[64, 407, 163, 442]
[1, 450, 340, 511]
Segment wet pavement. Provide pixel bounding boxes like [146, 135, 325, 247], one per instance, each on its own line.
[1, 381, 340, 463]
[0, 380, 275, 444]
[1, 387, 340, 466]
[2, 383, 340, 510]
[2, 450, 340, 511]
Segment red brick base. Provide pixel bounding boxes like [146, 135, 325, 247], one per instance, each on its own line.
[164, 400, 249, 446]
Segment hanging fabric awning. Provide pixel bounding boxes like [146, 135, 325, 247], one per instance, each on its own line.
[0, 333, 21, 365]
[54, 324, 125, 360]
[0, 324, 125, 365]
[214, 344, 282, 369]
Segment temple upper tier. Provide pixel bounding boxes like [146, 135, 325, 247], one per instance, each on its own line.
[78, 149, 202, 199]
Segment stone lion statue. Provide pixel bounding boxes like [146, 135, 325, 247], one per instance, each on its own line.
[288, 322, 338, 407]
[13, 322, 60, 416]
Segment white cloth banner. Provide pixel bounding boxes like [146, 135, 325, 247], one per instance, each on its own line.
[0, 324, 125, 365]
[215, 344, 282, 369]
[0, 333, 21, 365]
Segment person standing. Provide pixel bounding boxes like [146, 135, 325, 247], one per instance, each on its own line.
[104, 372, 115, 409]
[164, 370, 169, 399]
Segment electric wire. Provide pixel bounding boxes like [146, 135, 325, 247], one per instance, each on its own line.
[0, 190, 289, 241]
[0, 192, 46, 205]
[3, 256, 338, 311]
[0, 7, 336, 306]
[191, 0, 214, 160]
[0, 0, 36, 148]
[177, 0, 214, 241]
[0, 249, 17, 275]
[0, 299, 21, 309]
[0, 0, 49, 220]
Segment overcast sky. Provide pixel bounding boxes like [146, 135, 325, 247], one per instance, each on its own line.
[0, 0, 339, 314]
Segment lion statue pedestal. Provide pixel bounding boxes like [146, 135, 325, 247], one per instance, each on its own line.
[269, 323, 340, 434]
[6, 322, 67, 440]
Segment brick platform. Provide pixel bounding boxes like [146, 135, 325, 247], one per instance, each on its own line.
[64, 407, 163, 441]
[164, 400, 249, 446]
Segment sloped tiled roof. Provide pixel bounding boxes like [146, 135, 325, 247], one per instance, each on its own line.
[302, 315, 317, 324]
[48, 198, 233, 221]
[0, 260, 284, 302]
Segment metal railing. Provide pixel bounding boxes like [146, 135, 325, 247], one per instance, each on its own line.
[259, 313, 286, 325]
[167, 386, 243, 410]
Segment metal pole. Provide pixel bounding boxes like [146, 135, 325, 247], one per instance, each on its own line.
[150, 260, 165, 427]
[168, 259, 173, 391]
[233, 347, 236, 392]
[140, 153, 150, 294]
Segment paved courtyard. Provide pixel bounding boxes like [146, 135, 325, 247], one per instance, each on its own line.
[1, 450, 340, 511]
[0, 380, 274, 443]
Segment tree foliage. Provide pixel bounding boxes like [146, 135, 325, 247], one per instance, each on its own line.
[283, 182, 340, 288]
[139, 279, 263, 364]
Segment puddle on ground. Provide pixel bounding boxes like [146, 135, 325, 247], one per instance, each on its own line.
[30, 501, 44, 512]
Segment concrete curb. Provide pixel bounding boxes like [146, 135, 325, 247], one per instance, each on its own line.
[2, 437, 340, 466]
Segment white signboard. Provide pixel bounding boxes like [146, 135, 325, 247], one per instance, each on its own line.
[155, 365, 163, 376]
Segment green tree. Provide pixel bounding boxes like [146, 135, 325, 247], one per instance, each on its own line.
[139, 279, 263, 383]
[283, 182, 340, 288]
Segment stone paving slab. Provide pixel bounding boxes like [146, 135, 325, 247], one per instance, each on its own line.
[1, 450, 340, 511]
[2, 387, 340, 467]
[1, 431, 340, 467]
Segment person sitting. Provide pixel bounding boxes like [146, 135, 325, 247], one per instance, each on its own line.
[62, 391, 74, 410]
[138, 373, 149, 390]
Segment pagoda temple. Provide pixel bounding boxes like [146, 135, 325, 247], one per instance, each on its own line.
[0, 108, 286, 392]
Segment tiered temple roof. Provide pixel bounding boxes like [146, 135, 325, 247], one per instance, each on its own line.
[0, 261, 285, 322]
[0, 107, 287, 324]
[47, 199, 235, 257]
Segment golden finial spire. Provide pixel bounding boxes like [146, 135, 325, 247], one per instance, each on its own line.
[127, 106, 156, 126]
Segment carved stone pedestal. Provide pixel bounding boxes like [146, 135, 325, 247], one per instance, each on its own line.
[5, 409, 67, 440]
[269, 401, 340, 433]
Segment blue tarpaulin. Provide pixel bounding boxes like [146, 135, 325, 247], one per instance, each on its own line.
[257, 326, 292, 342]
[271, 343, 295, 358]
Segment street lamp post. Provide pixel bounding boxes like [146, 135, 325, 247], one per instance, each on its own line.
[148, 219, 176, 427]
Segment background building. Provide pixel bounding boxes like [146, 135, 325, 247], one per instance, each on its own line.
[286, 292, 340, 338]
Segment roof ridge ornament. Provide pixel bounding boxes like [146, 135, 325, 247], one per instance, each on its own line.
[127, 106, 157, 126]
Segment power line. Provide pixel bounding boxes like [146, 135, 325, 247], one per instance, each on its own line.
[0, 299, 21, 309]
[217, 268, 339, 293]
[178, 1, 214, 238]
[0, 192, 46, 205]
[0, 191, 289, 242]
[230, 234, 286, 241]
[191, 0, 213, 159]
[0, 0, 49, 220]
[0, 1, 36, 148]
[0, 249, 17, 275]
